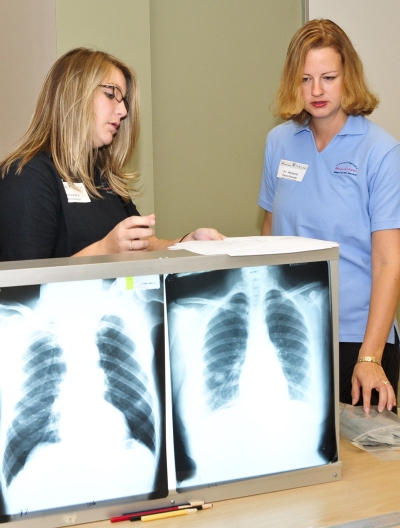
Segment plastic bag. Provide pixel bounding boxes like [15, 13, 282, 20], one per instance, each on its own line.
[339, 402, 400, 446]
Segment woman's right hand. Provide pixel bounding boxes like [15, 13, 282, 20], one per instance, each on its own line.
[73, 214, 156, 257]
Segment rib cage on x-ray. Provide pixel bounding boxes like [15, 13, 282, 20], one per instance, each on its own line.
[201, 267, 311, 409]
[203, 292, 249, 411]
[265, 289, 310, 401]
[3, 325, 66, 487]
[95, 314, 157, 454]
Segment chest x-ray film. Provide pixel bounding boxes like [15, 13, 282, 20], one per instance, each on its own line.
[0, 276, 167, 522]
[165, 262, 337, 491]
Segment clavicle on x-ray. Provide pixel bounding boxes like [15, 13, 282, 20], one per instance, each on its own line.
[165, 263, 335, 490]
[0, 276, 166, 517]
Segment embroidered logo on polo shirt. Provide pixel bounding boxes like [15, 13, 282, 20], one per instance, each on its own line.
[333, 162, 358, 176]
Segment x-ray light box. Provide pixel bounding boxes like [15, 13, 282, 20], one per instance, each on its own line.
[0, 247, 341, 527]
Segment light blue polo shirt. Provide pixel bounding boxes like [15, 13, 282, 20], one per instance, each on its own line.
[258, 115, 400, 343]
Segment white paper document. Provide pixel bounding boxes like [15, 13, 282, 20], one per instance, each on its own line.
[168, 236, 338, 256]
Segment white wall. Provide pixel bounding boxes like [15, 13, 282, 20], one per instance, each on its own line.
[308, 0, 400, 141]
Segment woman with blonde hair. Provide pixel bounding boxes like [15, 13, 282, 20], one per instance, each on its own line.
[0, 47, 223, 261]
[258, 19, 400, 413]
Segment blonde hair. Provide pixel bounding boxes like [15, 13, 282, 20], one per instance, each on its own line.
[0, 47, 140, 200]
[275, 19, 379, 124]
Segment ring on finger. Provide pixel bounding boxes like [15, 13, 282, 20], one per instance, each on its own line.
[129, 240, 133, 251]
[382, 380, 390, 385]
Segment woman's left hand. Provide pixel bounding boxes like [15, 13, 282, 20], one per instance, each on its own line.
[351, 361, 396, 413]
[181, 228, 226, 242]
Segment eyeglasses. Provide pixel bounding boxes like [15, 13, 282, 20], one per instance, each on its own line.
[99, 84, 129, 113]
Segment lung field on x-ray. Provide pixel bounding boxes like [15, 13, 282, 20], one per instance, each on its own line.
[203, 292, 250, 411]
[202, 275, 312, 411]
[3, 326, 66, 487]
[95, 314, 157, 454]
[265, 288, 311, 401]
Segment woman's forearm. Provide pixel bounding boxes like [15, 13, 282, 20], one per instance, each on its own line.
[360, 229, 400, 358]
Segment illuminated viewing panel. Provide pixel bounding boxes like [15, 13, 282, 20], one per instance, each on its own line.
[166, 262, 336, 491]
[0, 277, 167, 522]
[0, 250, 340, 527]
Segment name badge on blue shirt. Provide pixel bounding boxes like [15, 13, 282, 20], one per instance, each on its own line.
[277, 159, 308, 182]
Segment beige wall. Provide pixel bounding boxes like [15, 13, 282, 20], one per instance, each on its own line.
[0, 0, 57, 159]
[150, 0, 303, 239]
[56, 0, 155, 217]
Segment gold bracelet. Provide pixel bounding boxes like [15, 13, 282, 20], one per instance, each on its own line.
[357, 356, 382, 366]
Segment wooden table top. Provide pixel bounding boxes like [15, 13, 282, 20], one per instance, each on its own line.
[73, 437, 400, 528]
